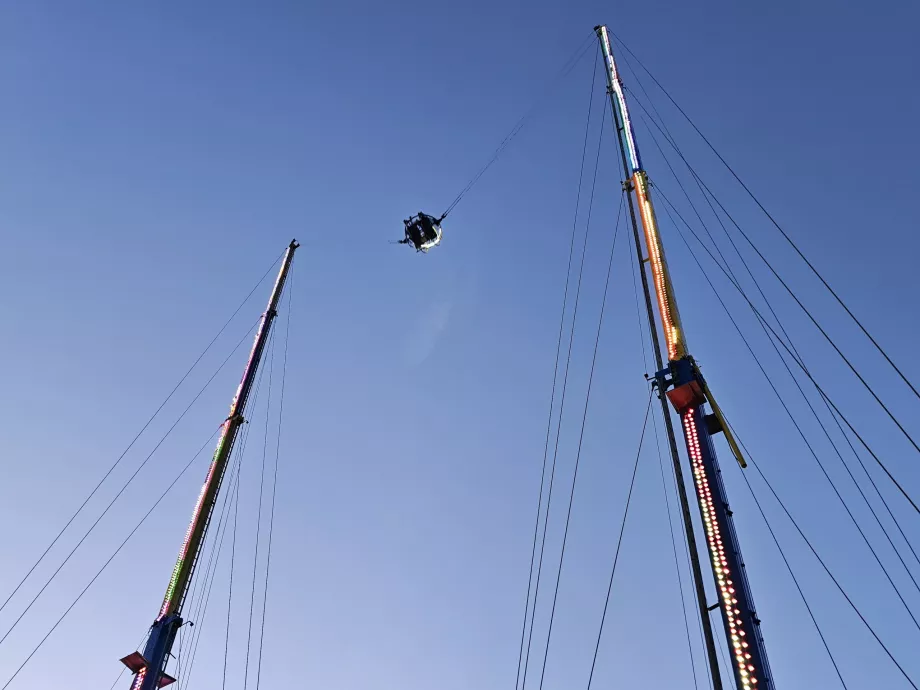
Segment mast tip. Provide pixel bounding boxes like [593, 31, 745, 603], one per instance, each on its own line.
[289, 239, 300, 249]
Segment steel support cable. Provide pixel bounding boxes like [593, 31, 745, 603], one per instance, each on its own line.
[828, 405, 920, 574]
[646, 194, 851, 686]
[658, 197, 920, 633]
[514, 55, 600, 690]
[176, 445, 245, 687]
[636, 178, 920, 519]
[624, 94, 920, 460]
[0, 426, 221, 690]
[519, 91, 606, 690]
[441, 34, 597, 219]
[222, 471, 240, 690]
[658, 182, 920, 600]
[627, 103, 920, 530]
[731, 457, 850, 688]
[608, 32, 920, 405]
[626, 88, 798, 366]
[731, 431, 919, 689]
[0, 253, 283, 619]
[243, 333, 275, 690]
[179, 458, 243, 690]
[632, 83, 920, 572]
[625, 88, 920, 573]
[178, 445, 247, 690]
[536, 151, 621, 690]
[254, 263, 294, 690]
[640, 124, 920, 597]
[180, 341, 272, 690]
[627, 219, 703, 690]
[0, 317, 261, 652]
[585, 392, 653, 690]
[175, 340, 270, 687]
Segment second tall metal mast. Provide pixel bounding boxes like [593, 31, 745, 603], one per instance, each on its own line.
[120, 239, 299, 690]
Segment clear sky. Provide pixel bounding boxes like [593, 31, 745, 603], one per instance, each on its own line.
[1, 1, 919, 689]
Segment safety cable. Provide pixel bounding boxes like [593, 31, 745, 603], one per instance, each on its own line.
[639, 116, 920, 598]
[0, 426, 222, 690]
[731, 431, 919, 689]
[627, 155, 920, 516]
[0, 317, 261, 651]
[609, 32, 920, 405]
[622, 80, 920, 461]
[0, 251, 284, 619]
[174, 334, 270, 687]
[254, 263, 294, 690]
[829, 406, 920, 574]
[658, 195, 920, 633]
[177, 440, 247, 690]
[244, 332, 275, 690]
[178, 454, 245, 690]
[536, 134, 620, 690]
[585, 391, 653, 690]
[629, 93, 859, 678]
[628, 217, 703, 690]
[731, 454, 850, 688]
[514, 52, 599, 690]
[179, 334, 273, 689]
[633, 80, 920, 578]
[222, 468, 240, 690]
[441, 33, 596, 219]
[625, 82, 920, 581]
[519, 66, 604, 690]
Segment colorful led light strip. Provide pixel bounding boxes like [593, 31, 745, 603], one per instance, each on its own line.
[130, 668, 147, 690]
[683, 410, 758, 688]
[634, 172, 685, 360]
[598, 26, 642, 172]
[158, 433, 224, 618]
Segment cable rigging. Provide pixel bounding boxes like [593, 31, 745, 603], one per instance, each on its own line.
[657, 191, 920, 633]
[398, 32, 597, 252]
[519, 55, 603, 690]
[732, 431, 919, 689]
[254, 263, 294, 690]
[243, 330, 276, 690]
[628, 221, 705, 690]
[536, 174, 622, 690]
[617, 134, 920, 517]
[584, 391, 653, 690]
[636, 112, 920, 599]
[440, 33, 596, 220]
[177, 333, 274, 689]
[0, 251, 285, 620]
[619, 80, 920, 582]
[514, 47, 599, 690]
[608, 32, 920, 406]
[0, 426, 223, 690]
[0, 316, 262, 652]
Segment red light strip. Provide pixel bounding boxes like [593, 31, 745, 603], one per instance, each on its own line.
[130, 668, 147, 690]
[682, 410, 758, 687]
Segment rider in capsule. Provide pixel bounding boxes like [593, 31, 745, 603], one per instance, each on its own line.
[399, 212, 444, 252]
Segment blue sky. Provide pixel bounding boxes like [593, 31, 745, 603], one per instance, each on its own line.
[1, 1, 919, 689]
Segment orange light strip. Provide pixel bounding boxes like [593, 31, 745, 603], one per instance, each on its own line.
[633, 171, 685, 360]
[683, 410, 758, 687]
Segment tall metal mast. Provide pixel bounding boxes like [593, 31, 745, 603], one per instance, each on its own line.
[121, 239, 299, 690]
[595, 26, 773, 689]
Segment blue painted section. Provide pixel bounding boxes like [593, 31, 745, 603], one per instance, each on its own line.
[664, 357, 773, 690]
[136, 614, 181, 690]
